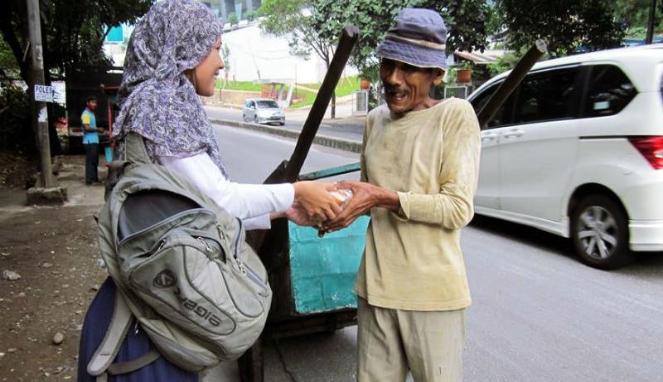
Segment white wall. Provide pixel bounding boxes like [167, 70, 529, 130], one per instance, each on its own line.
[103, 22, 358, 84]
[221, 23, 358, 83]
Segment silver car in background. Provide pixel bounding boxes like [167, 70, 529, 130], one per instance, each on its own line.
[242, 98, 286, 126]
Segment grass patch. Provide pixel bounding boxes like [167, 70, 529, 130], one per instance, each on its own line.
[300, 75, 360, 97]
[216, 80, 262, 92]
[335, 76, 361, 97]
[215, 76, 361, 109]
[290, 88, 317, 109]
[290, 76, 361, 109]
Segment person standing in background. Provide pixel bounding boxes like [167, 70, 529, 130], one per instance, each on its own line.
[81, 96, 104, 185]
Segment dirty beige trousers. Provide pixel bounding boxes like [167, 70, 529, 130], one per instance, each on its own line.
[357, 298, 465, 382]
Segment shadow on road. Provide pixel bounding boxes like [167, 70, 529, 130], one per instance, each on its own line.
[470, 215, 663, 274]
[469, 215, 574, 259]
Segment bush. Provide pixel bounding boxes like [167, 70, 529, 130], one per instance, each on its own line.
[488, 51, 524, 76]
[245, 10, 257, 22]
[0, 85, 35, 153]
[228, 13, 238, 26]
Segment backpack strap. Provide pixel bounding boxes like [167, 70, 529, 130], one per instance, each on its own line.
[88, 291, 161, 381]
[123, 132, 152, 165]
[86, 291, 134, 377]
[105, 133, 149, 199]
[105, 349, 160, 376]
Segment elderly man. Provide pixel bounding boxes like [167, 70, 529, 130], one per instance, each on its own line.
[325, 8, 481, 382]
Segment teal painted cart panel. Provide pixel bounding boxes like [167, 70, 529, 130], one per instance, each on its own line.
[288, 216, 369, 314]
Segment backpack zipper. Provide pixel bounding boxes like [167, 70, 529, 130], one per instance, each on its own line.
[232, 220, 267, 289]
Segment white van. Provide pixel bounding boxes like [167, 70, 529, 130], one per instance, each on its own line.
[468, 44, 663, 269]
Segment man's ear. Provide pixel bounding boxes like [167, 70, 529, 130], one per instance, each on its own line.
[433, 69, 445, 86]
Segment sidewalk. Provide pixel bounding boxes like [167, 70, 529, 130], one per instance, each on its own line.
[0, 155, 356, 381]
[0, 155, 107, 380]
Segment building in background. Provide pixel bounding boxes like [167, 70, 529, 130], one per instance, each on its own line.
[100, 4, 357, 84]
[221, 23, 346, 84]
[103, 24, 132, 67]
[202, 0, 262, 21]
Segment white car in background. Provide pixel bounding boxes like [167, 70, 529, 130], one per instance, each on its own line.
[242, 98, 286, 126]
[468, 44, 663, 269]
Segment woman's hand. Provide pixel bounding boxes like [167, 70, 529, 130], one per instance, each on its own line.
[293, 181, 342, 222]
[284, 202, 321, 226]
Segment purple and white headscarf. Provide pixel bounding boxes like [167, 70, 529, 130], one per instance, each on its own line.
[112, 0, 228, 176]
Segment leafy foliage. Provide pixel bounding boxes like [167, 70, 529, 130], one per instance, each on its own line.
[228, 12, 239, 26]
[262, 0, 490, 81]
[614, 0, 662, 37]
[0, 35, 20, 82]
[498, 0, 625, 57]
[0, 85, 34, 152]
[260, 0, 335, 63]
[0, 0, 151, 83]
[0, 0, 149, 152]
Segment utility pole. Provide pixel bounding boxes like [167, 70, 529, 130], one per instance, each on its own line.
[27, 0, 54, 188]
[646, 0, 657, 44]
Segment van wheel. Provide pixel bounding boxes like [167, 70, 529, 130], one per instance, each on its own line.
[571, 195, 632, 269]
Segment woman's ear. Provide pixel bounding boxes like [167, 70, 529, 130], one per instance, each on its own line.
[433, 69, 445, 86]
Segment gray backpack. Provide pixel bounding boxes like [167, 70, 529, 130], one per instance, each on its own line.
[87, 133, 272, 380]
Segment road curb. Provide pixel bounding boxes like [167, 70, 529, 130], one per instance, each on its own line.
[210, 119, 362, 154]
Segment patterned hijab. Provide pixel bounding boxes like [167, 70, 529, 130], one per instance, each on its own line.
[112, 0, 227, 176]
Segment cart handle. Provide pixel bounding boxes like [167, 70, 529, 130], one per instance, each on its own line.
[283, 26, 360, 182]
[298, 162, 361, 181]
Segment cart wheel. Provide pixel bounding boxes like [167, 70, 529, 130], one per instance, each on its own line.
[238, 339, 264, 382]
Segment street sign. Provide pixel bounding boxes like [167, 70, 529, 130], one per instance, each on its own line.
[51, 81, 66, 105]
[34, 84, 55, 103]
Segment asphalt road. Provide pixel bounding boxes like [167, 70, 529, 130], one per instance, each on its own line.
[211, 124, 663, 382]
[205, 106, 365, 143]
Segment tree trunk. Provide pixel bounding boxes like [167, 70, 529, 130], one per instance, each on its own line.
[646, 0, 657, 44]
[331, 91, 336, 119]
[324, 56, 336, 119]
[41, 19, 62, 159]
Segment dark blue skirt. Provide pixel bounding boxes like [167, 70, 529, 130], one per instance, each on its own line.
[77, 277, 198, 382]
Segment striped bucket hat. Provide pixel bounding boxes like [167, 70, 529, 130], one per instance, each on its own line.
[377, 8, 448, 70]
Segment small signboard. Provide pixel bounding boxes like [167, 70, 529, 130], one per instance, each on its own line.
[34, 85, 55, 103]
[51, 81, 66, 105]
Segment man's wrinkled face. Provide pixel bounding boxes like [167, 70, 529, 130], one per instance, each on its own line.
[380, 58, 443, 117]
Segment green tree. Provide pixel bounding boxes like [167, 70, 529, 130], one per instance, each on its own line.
[261, 0, 490, 115]
[0, 35, 20, 83]
[0, 0, 150, 152]
[260, 0, 341, 116]
[261, 0, 335, 65]
[245, 10, 258, 22]
[614, 0, 662, 38]
[498, 0, 625, 57]
[0, 0, 150, 84]
[228, 12, 239, 26]
[309, 0, 490, 79]
[222, 44, 231, 83]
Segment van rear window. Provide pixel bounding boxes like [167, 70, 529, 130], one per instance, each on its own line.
[583, 65, 637, 118]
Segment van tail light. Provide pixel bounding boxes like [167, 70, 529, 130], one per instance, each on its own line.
[629, 136, 663, 170]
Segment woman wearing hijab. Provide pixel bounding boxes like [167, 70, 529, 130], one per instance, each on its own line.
[78, 0, 340, 380]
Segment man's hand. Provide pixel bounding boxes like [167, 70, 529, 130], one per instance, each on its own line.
[285, 202, 323, 226]
[97, 127, 105, 134]
[322, 181, 399, 233]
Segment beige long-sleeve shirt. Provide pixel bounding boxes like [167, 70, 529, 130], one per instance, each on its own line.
[355, 98, 481, 311]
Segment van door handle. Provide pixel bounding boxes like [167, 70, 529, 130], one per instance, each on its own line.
[481, 132, 498, 142]
[502, 128, 524, 139]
